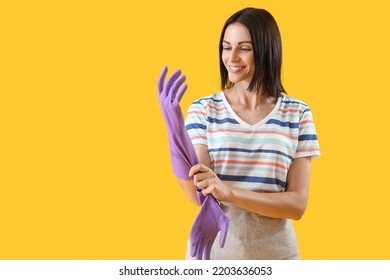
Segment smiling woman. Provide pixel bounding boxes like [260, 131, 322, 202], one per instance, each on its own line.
[219, 8, 285, 98]
[158, 7, 320, 260]
[221, 24, 255, 87]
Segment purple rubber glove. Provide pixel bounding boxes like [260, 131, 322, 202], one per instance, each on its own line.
[157, 66, 199, 180]
[157, 66, 229, 259]
[190, 193, 230, 260]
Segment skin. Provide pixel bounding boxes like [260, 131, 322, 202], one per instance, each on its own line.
[178, 23, 312, 220]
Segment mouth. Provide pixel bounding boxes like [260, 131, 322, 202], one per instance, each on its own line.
[228, 66, 245, 72]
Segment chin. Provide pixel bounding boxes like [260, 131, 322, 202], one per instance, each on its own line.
[228, 77, 249, 84]
[228, 75, 241, 83]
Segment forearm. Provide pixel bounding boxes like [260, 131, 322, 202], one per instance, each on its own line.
[177, 177, 200, 206]
[176, 144, 211, 206]
[226, 188, 307, 220]
[205, 157, 312, 220]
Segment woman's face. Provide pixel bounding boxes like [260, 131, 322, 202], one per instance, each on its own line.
[222, 23, 255, 87]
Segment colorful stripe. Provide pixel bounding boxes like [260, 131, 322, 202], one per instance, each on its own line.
[185, 92, 320, 193]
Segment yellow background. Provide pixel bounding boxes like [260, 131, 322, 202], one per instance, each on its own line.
[1, 0, 389, 259]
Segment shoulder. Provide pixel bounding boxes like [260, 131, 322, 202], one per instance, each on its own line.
[190, 92, 224, 107]
[279, 94, 312, 115]
[187, 92, 225, 116]
[186, 92, 223, 121]
[280, 94, 309, 108]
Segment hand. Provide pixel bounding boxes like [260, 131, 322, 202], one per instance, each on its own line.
[190, 194, 230, 260]
[157, 66, 187, 128]
[157, 66, 199, 180]
[189, 163, 232, 202]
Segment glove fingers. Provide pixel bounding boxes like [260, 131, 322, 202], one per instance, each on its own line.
[203, 241, 213, 260]
[164, 69, 182, 94]
[196, 237, 206, 260]
[218, 216, 230, 248]
[176, 84, 188, 103]
[190, 233, 203, 259]
[190, 227, 201, 257]
[157, 66, 168, 94]
[169, 75, 186, 101]
[189, 237, 198, 258]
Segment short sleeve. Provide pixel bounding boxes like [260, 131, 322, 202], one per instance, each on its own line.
[185, 100, 208, 146]
[294, 107, 321, 159]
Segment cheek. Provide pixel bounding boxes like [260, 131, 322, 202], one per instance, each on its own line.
[244, 57, 255, 74]
[221, 53, 228, 64]
[249, 55, 255, 67]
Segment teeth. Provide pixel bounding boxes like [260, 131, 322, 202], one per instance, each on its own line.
[229, 66, 244, 70]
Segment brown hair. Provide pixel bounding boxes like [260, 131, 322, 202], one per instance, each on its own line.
[219, 8, 286, 97]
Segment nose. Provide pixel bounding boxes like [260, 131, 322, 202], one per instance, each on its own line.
[229, 48, 240, 62]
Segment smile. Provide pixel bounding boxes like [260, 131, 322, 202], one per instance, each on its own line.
[228, 66, 245, 72]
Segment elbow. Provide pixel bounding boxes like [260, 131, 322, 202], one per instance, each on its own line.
[288, 191, 308, 220]
[290, 203, 307, 220]
[291, 211, 304, 221]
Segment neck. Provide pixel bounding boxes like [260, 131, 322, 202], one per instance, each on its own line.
[226, 84, 274, 110]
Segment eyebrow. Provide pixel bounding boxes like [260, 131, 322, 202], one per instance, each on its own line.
[222, 40, 252, 44]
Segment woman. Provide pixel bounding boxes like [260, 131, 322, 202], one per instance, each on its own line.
[158, 7, 320, 260]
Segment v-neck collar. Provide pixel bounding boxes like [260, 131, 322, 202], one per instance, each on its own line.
[219, 91, 282, 130]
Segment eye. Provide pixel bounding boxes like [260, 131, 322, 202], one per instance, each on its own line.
[241, 48, 252, 51]
[222, 47, 231, 50]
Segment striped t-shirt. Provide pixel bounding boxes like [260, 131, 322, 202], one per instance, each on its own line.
[185, 92, 320, 193]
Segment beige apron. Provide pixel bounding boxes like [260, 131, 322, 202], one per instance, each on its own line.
[186, 202, 299, 260]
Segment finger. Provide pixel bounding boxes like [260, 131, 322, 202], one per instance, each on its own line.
[189, 163, 211, 177]
[190, 218, 200, 241]
[190, 238, 196, 258]
[164, 69, 182, 94]
[168, 75, 186, 102]
[193, 171, 212, 184]
[190, 239, 198, 259]
[157, 66, 168, 94]
[190, 231, 199, 257]
[196, 243, 203, 260]
[190, 235, 199, 258]
[190, 221, 202, 257]
[218, 216, 230, 248]
[202, 187, 213, 196]
[203, 241, 213, 260]
[200, 239, 209, 260]
[195, 179, 210, 190]
[176, 84, 188, 103]
[195, 237, 206, 260]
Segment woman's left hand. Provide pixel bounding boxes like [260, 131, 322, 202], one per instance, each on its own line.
[189, 163, 232, 202]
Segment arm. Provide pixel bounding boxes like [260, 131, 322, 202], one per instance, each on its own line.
[158, 67, 229, 259]
[157, 67, 210, 205]
[177, 144, 211, 206]
[190, 156, 312, 220]
[157, 67, 199, 180]
[184, 145, 229, 260]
